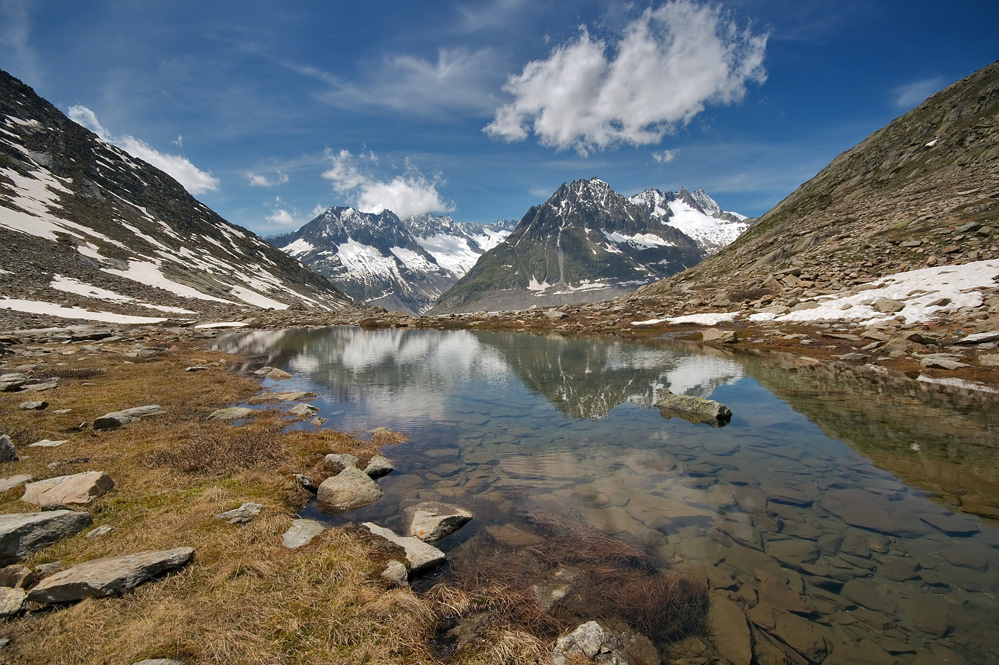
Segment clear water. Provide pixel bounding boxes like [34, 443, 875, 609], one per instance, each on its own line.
[215, 327, 999, 663]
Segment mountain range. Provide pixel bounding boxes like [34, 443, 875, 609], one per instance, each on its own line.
[428, 178, 748, 313]
[270, 209, 516, 315]
[0, 70, 355, 328]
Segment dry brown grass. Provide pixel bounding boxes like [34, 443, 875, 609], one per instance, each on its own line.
[0, 340, 435, 664]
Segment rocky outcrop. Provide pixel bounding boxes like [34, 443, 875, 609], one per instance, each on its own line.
[21, 471, 114, 506]
[0, 510, 92, 565]
[553, 621, 658, 665]
[316, 467, 382, 514]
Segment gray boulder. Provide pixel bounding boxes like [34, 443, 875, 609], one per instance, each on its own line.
[381, 560, 409, 587]
[27, 547, 195, 605]
[0, 435, 18, 463]
[362, 523, 445, 575]
[404, 501, 473, 544]
[0, 586, 25, 618]
[0, 510, 92, 566]
[323, 453, 359, 471]
[18, 400, 47, 410]
[22, 471, 115, 506]
[207, 407, 254, 421]
[316, 467, 382, 514]
[289, 403, 318, 418]
[656, 390, 732, 427]
[93, 405, 165, 430]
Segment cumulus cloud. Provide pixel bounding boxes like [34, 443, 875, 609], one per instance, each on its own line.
[485, 0, 768, 155]
[321, 149, 454, 220]
[266, 208, 296, 226]
[653, 149, 679, 163]
[893, 77, 946, 110]
[68, 105, 220, 195]
[247, 171, 290, 187]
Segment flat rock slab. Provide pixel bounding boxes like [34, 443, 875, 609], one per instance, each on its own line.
[27, 547, 195, 605]
[363, 522, 445, 575]
[316, 466, 382, 514]
[708, 594, 752, 665]
[28, 439, 68, 448]
[22, 471, 114, 506]
[0, 510, 92, 566]
[0, 474, 32, 493]
[919, 511, 981, 537]
[282, 519, 326, 549]
[0, 373, 27, 392]
[214, 502, 262, 524]
[404, 501, 474, 544]
[94, 405, 165, 430]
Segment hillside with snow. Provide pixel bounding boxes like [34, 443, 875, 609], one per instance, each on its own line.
[0, 70, 355, 328]
[628, 187, 751, 255]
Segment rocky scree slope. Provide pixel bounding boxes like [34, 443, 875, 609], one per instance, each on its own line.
[430, 178, 708, 314]
[0, 69, 355, 329]
[271, 208, 515, 315]
[630, 60, 999, 328]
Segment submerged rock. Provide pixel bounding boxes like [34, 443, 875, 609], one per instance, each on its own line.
[655, 390, 732, 427]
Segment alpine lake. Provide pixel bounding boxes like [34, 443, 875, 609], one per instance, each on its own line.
[214, 326, 999, 665]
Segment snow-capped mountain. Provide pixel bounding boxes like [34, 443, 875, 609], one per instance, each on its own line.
[270, 209, 515, 315]
[430, 178, 706, 314]
[628, 187, 751, 255]
[0, 70, 354, 327]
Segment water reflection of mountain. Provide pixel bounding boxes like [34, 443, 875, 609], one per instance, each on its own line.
[215, 327, 744, 422]
[741, 352, 999, 520]
[475, 331, 743, 419]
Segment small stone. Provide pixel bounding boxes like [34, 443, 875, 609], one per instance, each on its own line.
[310, 417, 327, 427]
[872, 298, 905, 314]
[28, 439, 68, 448]
[0, 475, 30, 493]
[323, 453, 359, 471]
[18, 401, 47, 410]
[207, 407, 254, 421]
[404, 501, 474, 544]
[0, 587, 25, 618]
[381, 560, 409, 587]
[266, 368, 292, 381]
[282, 519, 326, 549]
[656, 390, 732, 427]
[132, 660, 184, 665]
[288, 403, 318, 418]
[86, 525, 115, 539]
[364, 455, 394, 478]
[295, 474, 318, 494]
[213, 502, 263, 525]
[0, 374, 27, 392]
[0, 435, 18, 463]
[0, 564, 33, 588]
[920, 354, 969, 370]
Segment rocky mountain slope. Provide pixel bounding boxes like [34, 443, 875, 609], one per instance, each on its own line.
[0, 70, 355, 329]
[430, 178, 716, 314]
[271, 209, 515, 315]
[632, 60, 999, 327]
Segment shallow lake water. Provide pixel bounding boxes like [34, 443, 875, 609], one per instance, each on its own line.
[215, 327, 999, 664]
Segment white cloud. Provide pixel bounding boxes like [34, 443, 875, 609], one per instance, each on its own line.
[893, 77, 946, 110]
[310, 203, 326, 217]
[653, 149, 679, 163]
[68, 105, 220, 195]
[321, 149, 454, 220]
[485, 0, 768, 155]
[266, 208, 296, 226]
[247, 171, 290, 187]
[291, 47, 502, 117]
[172, 134, 183, 147]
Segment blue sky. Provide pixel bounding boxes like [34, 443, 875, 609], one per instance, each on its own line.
[2, 1, 997, 236]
